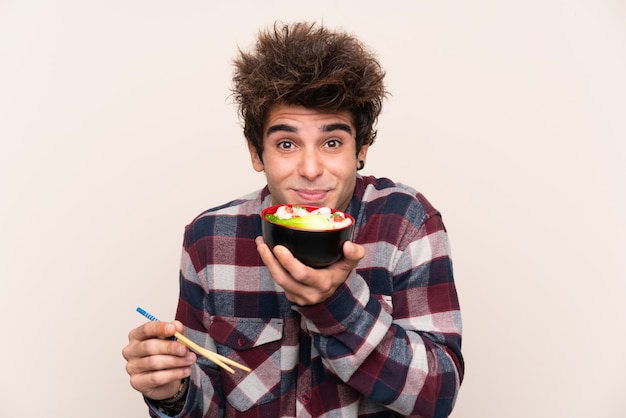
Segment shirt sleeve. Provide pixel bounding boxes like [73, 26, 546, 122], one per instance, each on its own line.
[294, 205, 464, 417]
[157, 246, 225, 418]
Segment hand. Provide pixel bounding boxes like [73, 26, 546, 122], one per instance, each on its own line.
[255, 237, 365, 306]
[122, 320, 196, 400]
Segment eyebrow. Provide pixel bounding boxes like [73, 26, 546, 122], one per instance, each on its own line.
[322, 123, 353, 135]
[266, 124, 297, 136]
[265, 123, 353, 136]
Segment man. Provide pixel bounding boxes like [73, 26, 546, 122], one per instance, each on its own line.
[123, 21, 464, 417]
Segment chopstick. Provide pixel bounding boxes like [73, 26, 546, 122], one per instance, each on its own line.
[136, 307, 251, 374]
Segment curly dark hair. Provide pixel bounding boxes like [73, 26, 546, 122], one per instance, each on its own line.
[232, 22, 388, 158]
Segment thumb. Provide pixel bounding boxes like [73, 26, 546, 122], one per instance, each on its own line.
[342, 241, 365, 265]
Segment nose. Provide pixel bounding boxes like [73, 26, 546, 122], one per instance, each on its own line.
[298, 148, 324, 180]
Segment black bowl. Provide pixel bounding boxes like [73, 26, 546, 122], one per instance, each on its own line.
[261, 204, 355, 268]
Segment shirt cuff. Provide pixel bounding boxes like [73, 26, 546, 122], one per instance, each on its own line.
[146, 398, 181, 418]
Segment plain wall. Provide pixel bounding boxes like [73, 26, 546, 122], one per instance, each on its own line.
[1, 1, 625, 417]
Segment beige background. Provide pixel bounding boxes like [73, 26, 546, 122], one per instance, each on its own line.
[1, 1, 625, 417]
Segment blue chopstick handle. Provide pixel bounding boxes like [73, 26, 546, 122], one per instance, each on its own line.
[136, 307, 159, 322]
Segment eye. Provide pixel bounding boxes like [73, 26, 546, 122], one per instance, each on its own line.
[277, 140, 294, 150]
[324, 138, 342, 149]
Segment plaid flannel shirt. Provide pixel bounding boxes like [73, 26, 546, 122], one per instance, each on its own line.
[148, 175, 463, 418]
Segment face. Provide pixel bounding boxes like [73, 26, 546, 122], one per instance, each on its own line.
[248, 105, 369, 211]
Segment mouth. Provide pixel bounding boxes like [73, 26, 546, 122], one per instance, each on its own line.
[294, 189, 329, 204]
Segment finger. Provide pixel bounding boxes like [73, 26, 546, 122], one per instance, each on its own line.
[123, 334, 191, 363]
[270, 247, 339, 304]
[129, 368, 192, 399]
[332, 241, 365, 273]
[344, 241, 365, 262]
[255, 238, 292, 278]
[147, 337, 193, 357]
[271, 245, 308, 277]
[290, 241, 363, 303]
[126, 351, 196, 376]
[255, 239, 316, 298]
[128, 320, 179, 343]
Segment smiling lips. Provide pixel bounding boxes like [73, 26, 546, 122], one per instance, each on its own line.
[294, 189, 329, 203]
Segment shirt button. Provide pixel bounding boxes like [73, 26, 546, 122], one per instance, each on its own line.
[302, 394, 310, 404]
[237, 338, 245, 347]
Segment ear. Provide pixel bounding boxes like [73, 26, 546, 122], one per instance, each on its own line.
[247, 142, 264, 172]
[357, 144, 370, 168]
